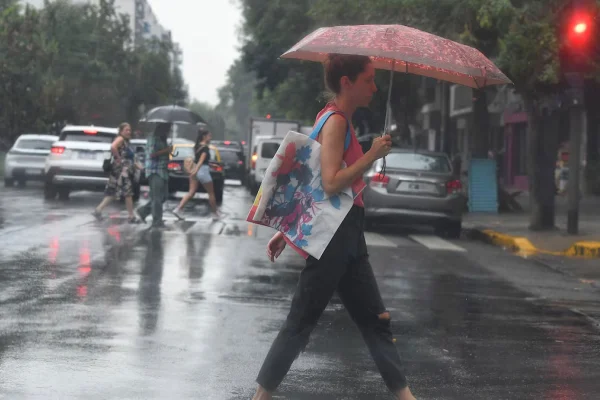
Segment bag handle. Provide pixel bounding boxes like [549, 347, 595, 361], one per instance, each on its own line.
[308, 111, 352, 152]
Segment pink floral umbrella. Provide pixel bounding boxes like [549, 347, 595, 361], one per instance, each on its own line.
[281, 24, 512, 175]
[281, 24, 512, 89]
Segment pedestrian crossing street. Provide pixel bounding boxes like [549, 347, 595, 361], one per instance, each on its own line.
[157, 214, 468, 253]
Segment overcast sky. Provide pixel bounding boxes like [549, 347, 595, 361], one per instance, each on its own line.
[150, 0, 242, 106]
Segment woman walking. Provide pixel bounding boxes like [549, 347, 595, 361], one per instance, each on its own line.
[252, 54, 416, 400]
[171, 127, 221, 221]
[93, 122, 141, 223]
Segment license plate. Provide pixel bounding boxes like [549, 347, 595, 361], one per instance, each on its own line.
[399, 181, 437, 193]
[26, 169, 42, 175]
[78, 151, 97, 160]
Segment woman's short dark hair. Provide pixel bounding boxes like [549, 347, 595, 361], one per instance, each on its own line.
[324, 53, 372, 95]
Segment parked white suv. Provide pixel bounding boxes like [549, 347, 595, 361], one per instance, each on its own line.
[44, 125, 117, 200]
[4, 134, 58, 187]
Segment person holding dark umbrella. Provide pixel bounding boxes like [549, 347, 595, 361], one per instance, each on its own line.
[136, 123, 173, 228]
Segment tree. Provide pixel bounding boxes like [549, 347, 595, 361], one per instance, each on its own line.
[189, 100, 226, 140]
[0, 0, 189, 143]
[496, 1, 564, 230]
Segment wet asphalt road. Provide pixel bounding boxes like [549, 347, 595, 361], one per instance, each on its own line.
[1, 183, 600, 400]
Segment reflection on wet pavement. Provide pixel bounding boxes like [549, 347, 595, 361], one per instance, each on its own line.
[0, 184, 600, 399]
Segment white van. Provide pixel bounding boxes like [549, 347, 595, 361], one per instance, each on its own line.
[248, 136, 282, 194]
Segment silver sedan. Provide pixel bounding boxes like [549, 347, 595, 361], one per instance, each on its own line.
[362, 149, 465, 238]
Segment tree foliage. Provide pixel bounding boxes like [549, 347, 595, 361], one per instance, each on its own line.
[0, 0, 187, 145]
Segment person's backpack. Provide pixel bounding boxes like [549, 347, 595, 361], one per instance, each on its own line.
[183, 157, 195, 174]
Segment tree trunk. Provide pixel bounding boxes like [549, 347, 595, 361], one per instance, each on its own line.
[525, 97, 559, 231]
[471, 89, 490, 158]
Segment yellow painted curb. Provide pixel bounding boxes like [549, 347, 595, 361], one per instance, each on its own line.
[480, 230, 600, 259]
[564, 241, 600, 258]
[481, 230, 539, 257]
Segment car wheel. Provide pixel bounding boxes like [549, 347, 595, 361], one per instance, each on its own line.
[44, 183, 57, 200]
[58, 188, 70, 201]
[436, 220, 462, 239]
[4, 178, 14, 187]
[215, 181, 224, 205]
[447, 220, 462, 239]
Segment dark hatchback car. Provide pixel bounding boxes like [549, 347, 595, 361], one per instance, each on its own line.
[217, 148, 245, 182]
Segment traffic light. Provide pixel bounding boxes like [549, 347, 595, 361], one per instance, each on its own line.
[559, 0, 598, 74]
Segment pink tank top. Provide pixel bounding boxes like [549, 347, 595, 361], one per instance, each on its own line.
[315, 103, 366, 207]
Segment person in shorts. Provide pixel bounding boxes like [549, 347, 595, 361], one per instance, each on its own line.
[171, 127, 221, 220]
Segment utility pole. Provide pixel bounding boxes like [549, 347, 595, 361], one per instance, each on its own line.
[566, 74, 584, 234]
[559, 0, 596, 234]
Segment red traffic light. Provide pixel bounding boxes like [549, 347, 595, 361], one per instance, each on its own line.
[573, 22, 588, 33]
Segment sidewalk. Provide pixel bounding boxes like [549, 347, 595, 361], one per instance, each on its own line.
[464, 193, 600, 259]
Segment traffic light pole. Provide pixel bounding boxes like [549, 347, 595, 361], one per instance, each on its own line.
[567, 107, 583, 234]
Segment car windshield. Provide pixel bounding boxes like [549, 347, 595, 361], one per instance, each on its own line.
[60, 130, 115, 143]
[261, 142, 280, 158]
[219, 150, 240, 164]
[16, 139, 54, 150]
[385, 152, 451, 173]
[213, 141, 242, 151]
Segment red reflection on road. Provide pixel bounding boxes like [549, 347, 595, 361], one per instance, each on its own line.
[49, 237, 59, 264]
[79, 243, 91, 275]
[107, 225, 121, 242]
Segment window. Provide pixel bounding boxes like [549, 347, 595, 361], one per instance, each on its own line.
[172, 146, 195, 160]
[16, 139, 54, 150]
[384, 152, 451, 173]
[219, 150, 240, 164]
[60, 130, 115, 143]
[261, 142, 280, 158]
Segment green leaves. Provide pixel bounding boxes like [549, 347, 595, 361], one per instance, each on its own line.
[0, 0, 187, 142]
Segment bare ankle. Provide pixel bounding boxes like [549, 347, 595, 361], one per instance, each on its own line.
[396, 386, 416, 400]
[252, 385, 272, 400]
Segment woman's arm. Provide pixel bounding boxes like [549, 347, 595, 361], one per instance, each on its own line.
[111, 136, 124, 159]
[320, 115, 386, 196]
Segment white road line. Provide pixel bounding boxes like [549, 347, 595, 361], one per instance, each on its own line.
[409, 234, 466, 252]
[364, 232, 398, 248]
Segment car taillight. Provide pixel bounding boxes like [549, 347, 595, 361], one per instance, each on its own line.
[251, 153, 258, 169]
[51, 146, 65, 155]
[168, 162, 181, 171]
[224, 140, 231, 145]
[446, 179, 462, 195]
[211, 164, 223, 172]
[83, 129, 97, 135]
[370, 173, 390, 188]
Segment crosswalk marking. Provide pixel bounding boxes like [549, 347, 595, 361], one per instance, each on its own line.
[409, 234, 466, 252]
[364, 232, 398, 248]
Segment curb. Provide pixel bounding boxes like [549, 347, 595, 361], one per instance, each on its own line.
[467, 228, 600, 259]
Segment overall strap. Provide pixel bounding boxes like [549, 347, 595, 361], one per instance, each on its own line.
[308, 111, 352, 151]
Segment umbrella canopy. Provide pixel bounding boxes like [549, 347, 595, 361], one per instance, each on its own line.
[281, 25, 512, 89]
[140, 105, 206, 125]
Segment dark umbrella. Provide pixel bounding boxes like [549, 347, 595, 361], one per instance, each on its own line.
[140, 105, 206, 125]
